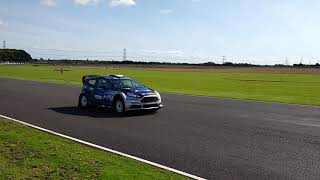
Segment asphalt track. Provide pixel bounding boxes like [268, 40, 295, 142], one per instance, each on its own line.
[1, 78, 320, 180]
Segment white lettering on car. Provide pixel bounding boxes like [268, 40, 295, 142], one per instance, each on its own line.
[94, 95, 102, 99]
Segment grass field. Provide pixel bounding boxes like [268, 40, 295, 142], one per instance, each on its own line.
[1, 64, 320, 106]
[0, 118, 185, 179]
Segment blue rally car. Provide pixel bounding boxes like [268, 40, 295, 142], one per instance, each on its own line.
[78, 75, 163, 114]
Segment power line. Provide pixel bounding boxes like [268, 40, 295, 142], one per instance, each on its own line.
[30, 51, 210, 61]
[31, 53, 122, 58]
[27, 47, 114, 54]
[20, 46, 320, 65]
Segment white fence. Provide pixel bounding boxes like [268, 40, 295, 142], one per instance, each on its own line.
[0, 62, 29, 65]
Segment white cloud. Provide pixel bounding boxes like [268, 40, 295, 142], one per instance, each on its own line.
[74, 0, 100, 6]
[41, 0, 57, 7]
[160, 9, 174, 14]
[39, 0, 135, 8]
[109, 0, 136, 7]
[0, 20, 8, 28]
[140, 49, 184, 56]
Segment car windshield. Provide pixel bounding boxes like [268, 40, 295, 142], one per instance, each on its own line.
[114, 79, 144, 89]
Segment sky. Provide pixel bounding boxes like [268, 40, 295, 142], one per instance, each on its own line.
[1, 0, 320, 65]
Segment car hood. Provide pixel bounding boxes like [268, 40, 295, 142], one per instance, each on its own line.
[121, 87, 156, 96]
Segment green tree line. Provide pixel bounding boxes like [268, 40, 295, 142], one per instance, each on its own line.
[0, 49, 32, 62]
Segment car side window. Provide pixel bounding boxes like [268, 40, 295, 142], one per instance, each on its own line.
[87, 79, 96, 87]
[96, 78, 112, 90]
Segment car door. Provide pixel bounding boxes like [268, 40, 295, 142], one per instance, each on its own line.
[84, 78, 97, 104]
[94, 78, 113, 105]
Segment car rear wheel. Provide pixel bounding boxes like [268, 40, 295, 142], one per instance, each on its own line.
[78, 94, 88, 109]
[113, 98, 125, 114]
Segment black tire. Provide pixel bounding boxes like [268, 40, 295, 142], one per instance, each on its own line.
[78, 94, 88, 109]
[112, 97, 125, 114]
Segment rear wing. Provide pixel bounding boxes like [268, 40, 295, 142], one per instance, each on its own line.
[82, 75, 99, 85]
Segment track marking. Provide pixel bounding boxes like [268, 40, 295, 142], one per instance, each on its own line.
[0, 114, 206, 180]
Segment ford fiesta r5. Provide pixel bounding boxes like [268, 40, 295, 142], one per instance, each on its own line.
[78, 74, 163, 114]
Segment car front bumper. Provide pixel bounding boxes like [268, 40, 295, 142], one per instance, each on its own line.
[125, 97, 163, 111]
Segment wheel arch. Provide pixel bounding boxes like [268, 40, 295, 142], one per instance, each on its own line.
[112, 93, 126, 104]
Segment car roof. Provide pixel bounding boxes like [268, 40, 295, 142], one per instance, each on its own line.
[95, 75, 131, 80]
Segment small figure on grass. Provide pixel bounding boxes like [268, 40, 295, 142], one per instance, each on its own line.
[60, 66, 64, 75]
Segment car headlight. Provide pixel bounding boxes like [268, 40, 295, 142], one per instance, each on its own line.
[155, 91, 161, 102]
[126, 92, 139, 98]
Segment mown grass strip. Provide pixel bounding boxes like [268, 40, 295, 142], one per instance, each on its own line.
[0, 118, 186, 179]
[1, 65, 320, 106]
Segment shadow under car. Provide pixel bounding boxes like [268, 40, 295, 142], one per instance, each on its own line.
[48, 106, 157, 118]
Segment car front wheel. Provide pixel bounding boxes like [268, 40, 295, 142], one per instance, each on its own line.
[113, 98, 125, 114]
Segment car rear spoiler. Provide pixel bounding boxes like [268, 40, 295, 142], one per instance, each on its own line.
[82, 75, 99, 85]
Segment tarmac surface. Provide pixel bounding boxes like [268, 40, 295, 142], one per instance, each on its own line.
[1, 78, 320, 179]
